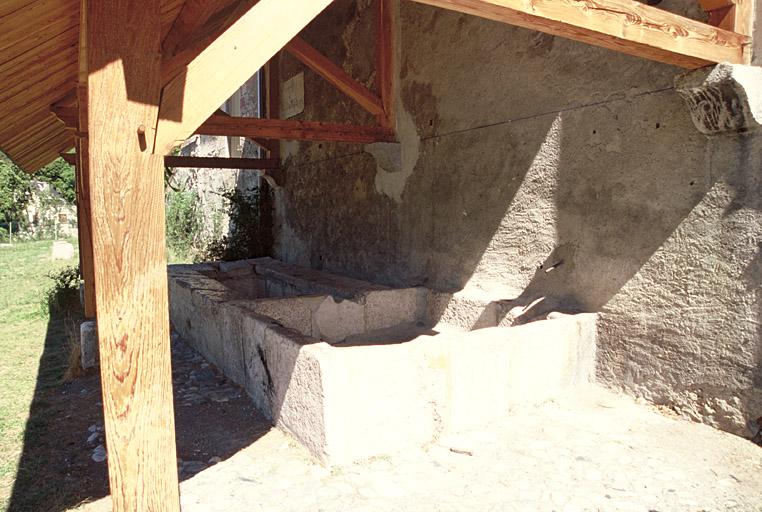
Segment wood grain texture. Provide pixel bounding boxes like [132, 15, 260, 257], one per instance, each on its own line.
[197, 115, 395, 143]
[154, 0, 335, 155]
[731, 0, 754, 36]
[85, 0, 180, 509]
[164, 155, 280, 168]
[160, 0, 260, 85]
[285, 36, 385, 117]
[411, 0, 751, 67]
[161, 0, 231, 57]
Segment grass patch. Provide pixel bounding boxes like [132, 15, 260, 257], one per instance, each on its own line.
[0, 240, 79, 510]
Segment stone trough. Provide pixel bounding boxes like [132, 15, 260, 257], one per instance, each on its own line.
[168, 258, 597, 465]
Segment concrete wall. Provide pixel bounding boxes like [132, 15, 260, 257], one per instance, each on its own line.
[265, 1, 762, 437]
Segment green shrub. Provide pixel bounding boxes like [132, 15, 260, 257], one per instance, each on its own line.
[165, 189, 203, 262]
[203, 187, 267, 262]
[43, 265, 81, 314]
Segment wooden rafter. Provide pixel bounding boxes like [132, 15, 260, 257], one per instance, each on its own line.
[154, 0, 335, 155]
[285, 36, 385, 117]
[197, 115, 395, 143]
[411, 0, 751, 68]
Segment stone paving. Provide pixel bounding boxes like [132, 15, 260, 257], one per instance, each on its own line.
[80, 337, 762, 512]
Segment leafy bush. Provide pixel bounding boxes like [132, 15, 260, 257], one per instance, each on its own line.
[43, 265, 81, 314]
[165, 188, 203, 262]
[203, 187, 267, 262]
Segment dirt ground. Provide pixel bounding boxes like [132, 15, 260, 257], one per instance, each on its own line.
[6, 329, 270, 512]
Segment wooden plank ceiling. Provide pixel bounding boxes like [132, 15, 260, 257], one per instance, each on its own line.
[0, 0, 185, 173]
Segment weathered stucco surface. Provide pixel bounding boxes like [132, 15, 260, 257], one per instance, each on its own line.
[266, 1, 762, 437]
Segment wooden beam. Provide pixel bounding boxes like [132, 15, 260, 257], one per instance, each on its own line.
[161, 0, 231, 57]
[154, 0, 335, 155]
[700, 0, 755, 35]
[59, 152, 278, 169]
[213, 108, 277, 153]
[285, 37, 385, 117]
[376, 0, 394, 129]
[411, 0, 751, 68]
[197, 115, 395, 143]
[74, 137, 95, 319]
[84, 1, 180, 510]
[51, 105, 78, 129]
[51, 92, 79, 128]
[165, 156, 280, 168]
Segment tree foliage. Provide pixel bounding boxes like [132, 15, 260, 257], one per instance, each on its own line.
[0, 153, 76, 225]
[35, 157, 76, 204]
[0, 153, 30, 223]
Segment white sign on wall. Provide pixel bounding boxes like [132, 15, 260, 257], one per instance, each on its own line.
[281, 72, 305, 119]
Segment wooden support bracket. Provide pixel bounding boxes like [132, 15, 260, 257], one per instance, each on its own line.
[154, 0, 335, 155]
[285, 37, 385, 117]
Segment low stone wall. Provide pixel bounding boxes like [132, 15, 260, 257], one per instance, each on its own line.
[169, 259, 597, 464]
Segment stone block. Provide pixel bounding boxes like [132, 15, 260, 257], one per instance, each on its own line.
[675, 63, 762, 134]
[312, 296, 365, 342]
[364, 288, 426, 331]
[51, 240, 75, 260]
[81, 320, 98, 369]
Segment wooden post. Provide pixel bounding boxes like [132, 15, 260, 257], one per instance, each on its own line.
[74, 136, 96, 319]
[76, 0, 96, 320]
[83, 0, 180, 510]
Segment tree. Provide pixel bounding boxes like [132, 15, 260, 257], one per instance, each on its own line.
[0, 153, 30, 224]
[35, 157, 76, 204]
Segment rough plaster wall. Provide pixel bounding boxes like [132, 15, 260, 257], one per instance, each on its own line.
[268, 0, 762, 436]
